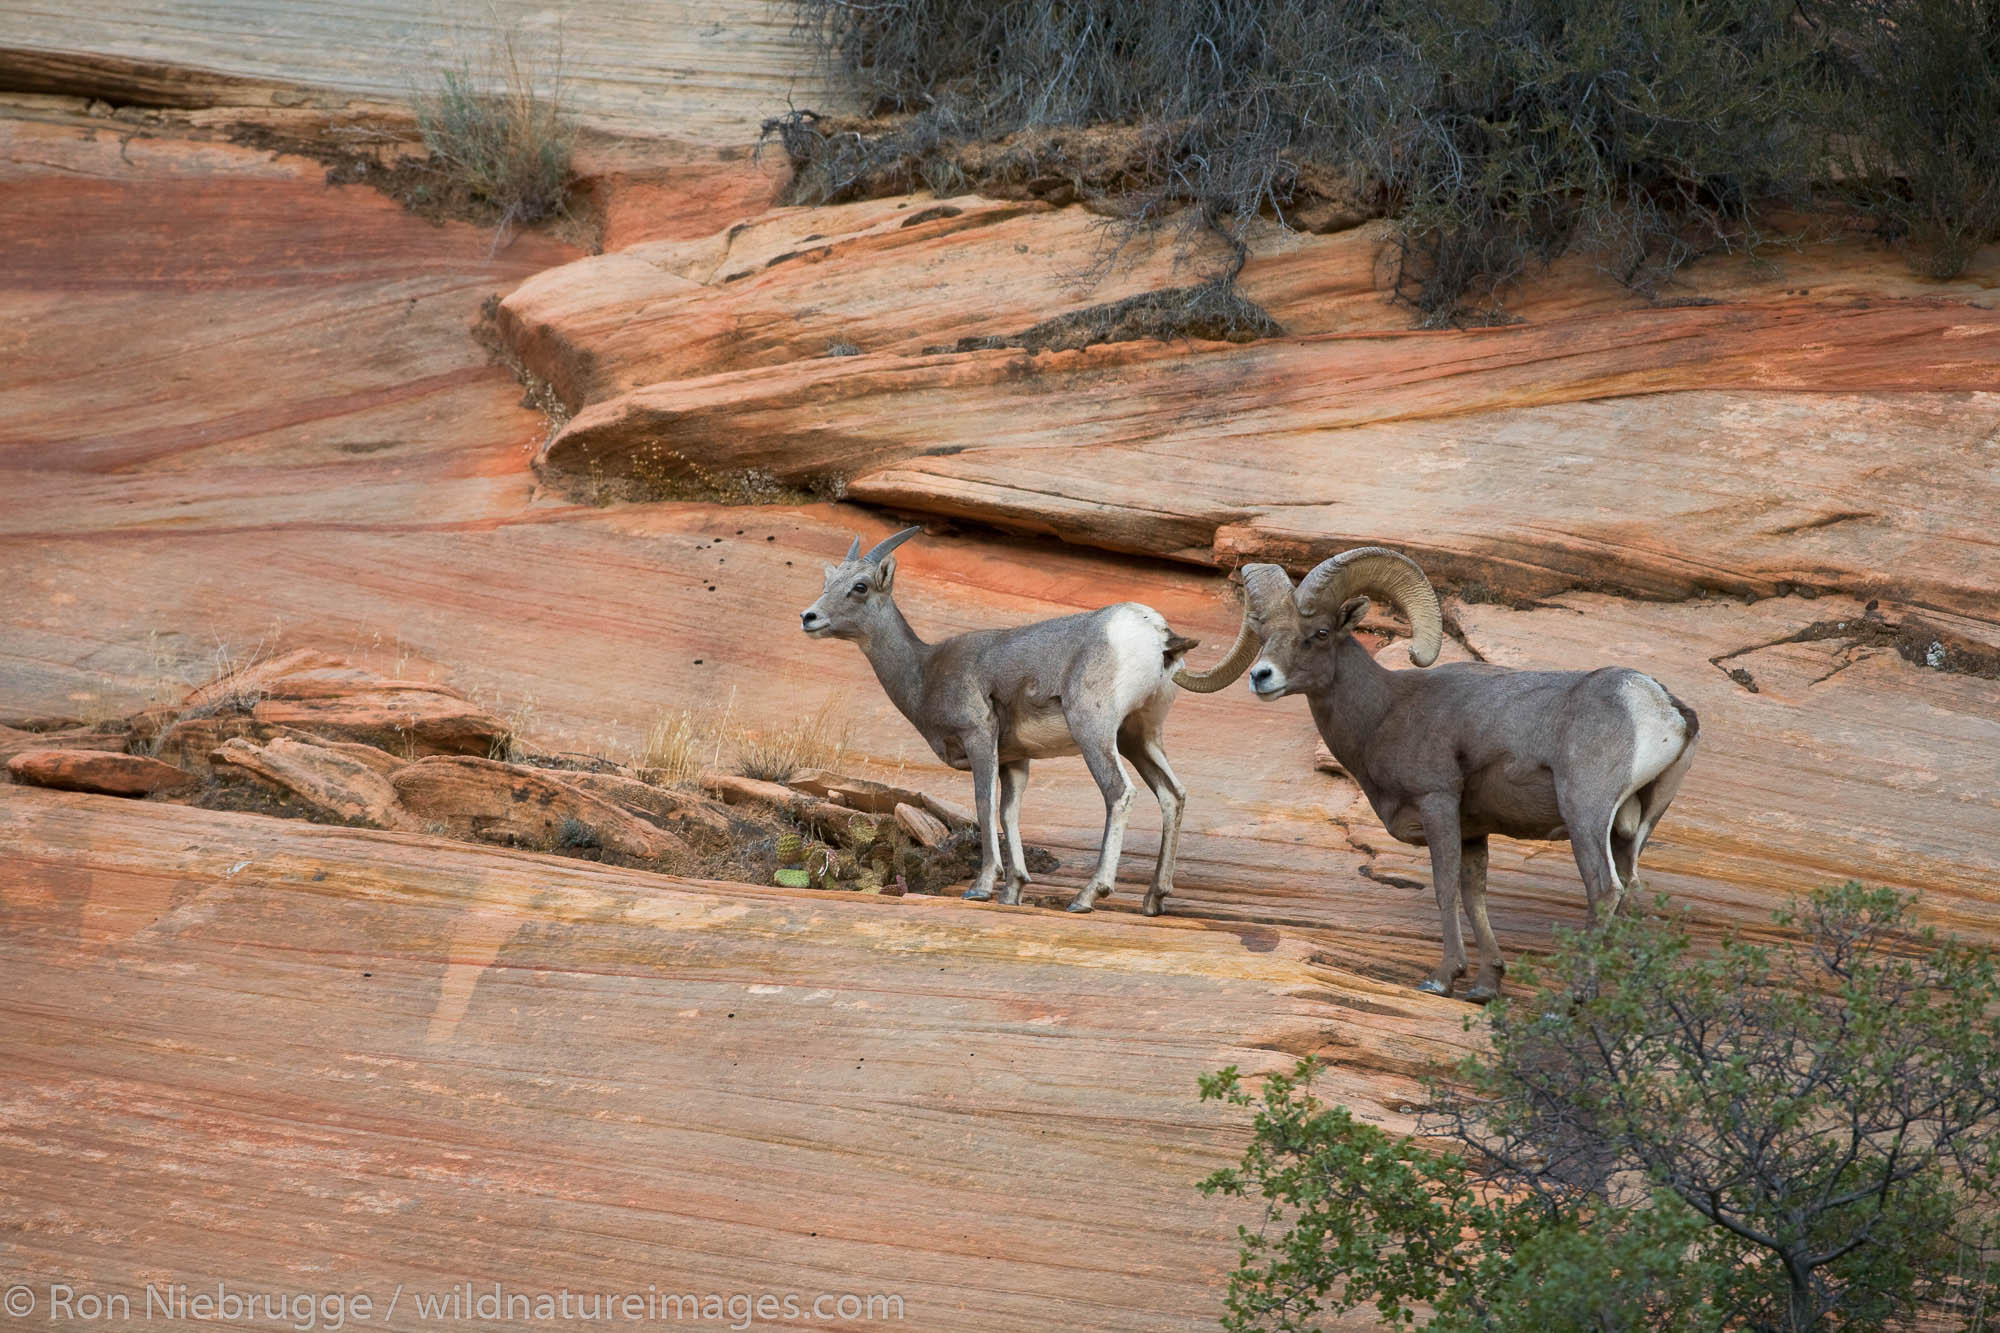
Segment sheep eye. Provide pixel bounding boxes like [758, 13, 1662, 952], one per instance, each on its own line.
[850, 581, 869, 596]
[1312, 627, 1330, 642]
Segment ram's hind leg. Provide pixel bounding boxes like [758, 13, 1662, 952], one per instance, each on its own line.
[1558, 785, 1626, 927]
[1118, 720, 1185, 918]
[1621, 717, 1698, 906]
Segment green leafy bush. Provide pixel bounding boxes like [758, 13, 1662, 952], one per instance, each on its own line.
[1201, 884, 2000, 1331]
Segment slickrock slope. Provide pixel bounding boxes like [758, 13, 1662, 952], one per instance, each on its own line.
[0, 787, 1452, 1333]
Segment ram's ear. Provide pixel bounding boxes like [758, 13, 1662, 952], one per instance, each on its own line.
[1336, 596, 1371, 633]
[875, 557, 897, 592]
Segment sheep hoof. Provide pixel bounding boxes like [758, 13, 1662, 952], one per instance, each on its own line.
[1416, 977, 1451, 996]
[963, 885, 994, 902]
[1141, 894, 1167, 917]
[1465, 984, 1498, 1005]
[1064, 896, 1097, 914]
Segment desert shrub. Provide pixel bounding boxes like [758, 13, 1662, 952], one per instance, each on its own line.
[1834, 0, 2000, 279]
[791, 0, 2000, 316]
[411, 27, 575, 232]
[1201, 883, 2000, 1331]
[791, 0, 1843, 318]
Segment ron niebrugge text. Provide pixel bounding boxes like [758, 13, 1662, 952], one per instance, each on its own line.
[8, 1281, 905, 1328]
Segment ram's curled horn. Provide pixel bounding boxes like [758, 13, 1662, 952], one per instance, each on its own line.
[1238, 564, 1299, 619]
[844, 535, 862, 562]
[1296, 547, 1444, 667]
[862, 525, 923, 564]
[1172, 565, 1291, 693]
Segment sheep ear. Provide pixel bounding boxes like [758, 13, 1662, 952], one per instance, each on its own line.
[1337, 596, 1371, 632]
[875, 556, 897, 592]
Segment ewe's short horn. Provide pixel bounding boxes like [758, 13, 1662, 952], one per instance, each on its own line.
[1295, 547, 1443, 667]
[1172, 564, 1292, 693]
[863, 525, 923, 564]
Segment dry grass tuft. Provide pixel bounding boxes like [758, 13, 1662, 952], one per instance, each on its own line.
[734, 698, 851, 784]
[640, 707, 707, 788]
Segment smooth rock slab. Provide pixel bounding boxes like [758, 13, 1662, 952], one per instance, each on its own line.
[4, 748, 194, 797]
[0, 788, 1456, 1332]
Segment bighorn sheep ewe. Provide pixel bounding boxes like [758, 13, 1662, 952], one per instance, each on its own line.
[1224, 547, 1699, 1001]
[800, 527, 1259, 914]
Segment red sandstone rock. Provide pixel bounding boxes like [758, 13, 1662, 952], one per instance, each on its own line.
[209, 736, 409, 827]
[0, 723, 133, 760]
[5, 749, 194, 797]
[561, 768, 738, 836]
[788, 768, 933, 814]
[499, 195, 1232, 410]
[393, 756, 689, 860]
[248, 687, 506, 757]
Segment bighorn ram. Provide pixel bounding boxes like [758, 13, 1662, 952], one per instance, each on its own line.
[800, 527, 1260, 914]
[1223, 547, 1699, 1001]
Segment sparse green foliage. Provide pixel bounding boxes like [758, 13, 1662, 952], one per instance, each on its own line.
[1202, 885, 2000, 1331]
[412, 27, 575, 233]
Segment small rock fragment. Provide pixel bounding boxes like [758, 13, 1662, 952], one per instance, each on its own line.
[6, 749, 196, 798]
[893, 802, 949, 848]
[918, 792, 976, 832]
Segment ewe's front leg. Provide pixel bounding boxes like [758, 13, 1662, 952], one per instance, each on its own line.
[960, 733, 1007, 903]
[1415, 796, 1469, 997]
[997, 760, 1032, 906]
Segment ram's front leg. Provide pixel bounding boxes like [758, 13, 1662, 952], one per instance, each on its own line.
[959, 732, 1006, 903]
[1415, 796, 1469, 997]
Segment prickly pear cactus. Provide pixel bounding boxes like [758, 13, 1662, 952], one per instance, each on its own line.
[776, 830, 805, 866]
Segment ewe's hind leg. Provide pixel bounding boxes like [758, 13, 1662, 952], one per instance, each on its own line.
[1064, 714, 1136, 914]
[960, 733, 1006, 903]
[1460, 837, 1504, 1003]
[997, 760, 1032, 905]
[1117, 723, 1186, 918]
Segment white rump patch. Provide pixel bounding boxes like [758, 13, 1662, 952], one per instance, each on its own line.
[1619, 675, 1688, 793]
[1105, 604, 1174, 714]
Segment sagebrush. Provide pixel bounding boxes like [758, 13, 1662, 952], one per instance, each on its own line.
[412, 26, 574, 232]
